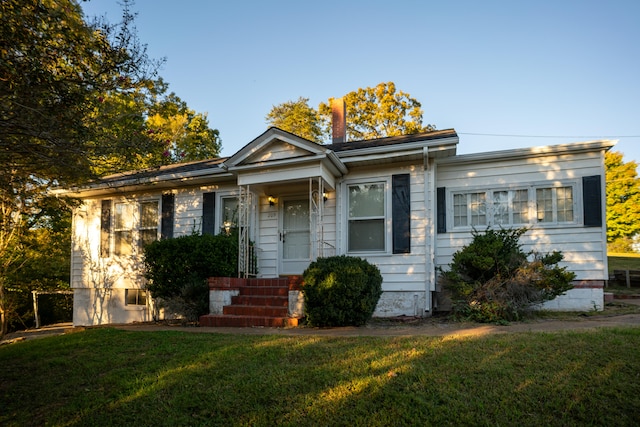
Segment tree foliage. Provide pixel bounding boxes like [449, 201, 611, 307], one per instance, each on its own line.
[605, 151, 640, 252]
[318, 81, 436, 141]
[0, 0, 221, 335]
[265, 97, 323, 142]
[265, 82, 435, 143]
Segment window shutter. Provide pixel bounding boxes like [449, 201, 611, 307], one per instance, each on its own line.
[392, 174, 411, 254]
[100, 200, 112, 257]
[161, 194, 175, 239]
[437, 187, 446, 233]
[202, 192, 216, 235]
[583, 175, 602, 227]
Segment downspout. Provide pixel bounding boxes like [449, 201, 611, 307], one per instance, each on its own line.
[423, 147, 436, 314]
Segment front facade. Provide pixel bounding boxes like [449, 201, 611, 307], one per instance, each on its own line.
[63, 128, 614, 326]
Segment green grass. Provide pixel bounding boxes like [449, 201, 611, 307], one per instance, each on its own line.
[2, 327, 640, 426]
[608, 253, 640, 273]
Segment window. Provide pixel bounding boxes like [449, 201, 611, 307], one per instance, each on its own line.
[453, 192, 486, 227]
[536, 186, 573, 223]
[451, 185, 574, 229]
[126, 289, 147, 306]
[113, 200, 159, 256]
[348, 182, 385, 252]
[221, 197, 238, 235]
[114, 203, 134, 256]
[493, 189, 529, 225]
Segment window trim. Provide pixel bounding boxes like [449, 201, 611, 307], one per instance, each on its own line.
[343, 178, 391, 255]
[125, 288, 147, 309]
[447, 181, 579, 230]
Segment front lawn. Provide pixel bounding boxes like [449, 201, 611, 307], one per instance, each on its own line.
[1, 327, 639, 426]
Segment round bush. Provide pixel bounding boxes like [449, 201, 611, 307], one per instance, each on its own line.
[302, 255, 383, 327]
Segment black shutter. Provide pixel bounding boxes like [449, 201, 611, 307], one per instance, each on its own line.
[202, 192, 216, 235]
[100, 200, 112, 257]
[437, 187, 446, 233]
[161, 194, 175, 239]
[392, 174, 411, 254]
[583, 175, 602, 227]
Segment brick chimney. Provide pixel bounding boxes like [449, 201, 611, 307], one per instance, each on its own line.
[331, 97, 346, 143]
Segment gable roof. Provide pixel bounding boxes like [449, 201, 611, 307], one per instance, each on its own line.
[57, 127, 459, 197]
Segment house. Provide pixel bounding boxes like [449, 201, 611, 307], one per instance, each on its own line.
[61, 122, 614, 326]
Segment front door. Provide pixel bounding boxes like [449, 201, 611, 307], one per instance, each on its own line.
[280, 198, 310, 275]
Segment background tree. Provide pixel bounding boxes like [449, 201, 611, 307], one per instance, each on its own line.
[0, 0, 220, 335]
[605, 151, 640, 252]
[265, 97, 323, 142]
[318, 81, 436, 141]
[147, 91, 221, 164]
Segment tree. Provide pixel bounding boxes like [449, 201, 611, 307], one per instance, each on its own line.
[0, 0, 170, 336]
[265, 97, 324, 142]
[605, 151, 640, 252]
[318, 82, 436, 141]
[147, 91, 221, 164]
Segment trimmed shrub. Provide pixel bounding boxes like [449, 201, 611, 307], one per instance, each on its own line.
[302, 255, 383, 327]
[143, 233, 238, 321]
[440, 227, 575, 322]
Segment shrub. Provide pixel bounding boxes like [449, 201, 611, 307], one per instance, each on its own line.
[302, 255, 383, 327]
[143, 233, 238, 321]
[440, 227, 575, 322]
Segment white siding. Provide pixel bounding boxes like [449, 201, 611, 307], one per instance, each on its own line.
[435, 150, 607, 281]
[336, 163, 430, 316]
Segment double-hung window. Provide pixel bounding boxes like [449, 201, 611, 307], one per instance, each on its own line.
[113, 200, 159, 256]
[348, 182, 386, 252]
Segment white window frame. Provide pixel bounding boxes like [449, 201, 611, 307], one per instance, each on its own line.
[449, 181, 578, 230]
[111, 198, 160, 257]
[344, 178, 391, 254]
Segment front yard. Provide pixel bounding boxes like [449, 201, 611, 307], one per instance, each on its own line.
[1, 326, 639, 426]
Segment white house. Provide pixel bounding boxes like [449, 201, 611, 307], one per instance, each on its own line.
[61, 125, 614, 326]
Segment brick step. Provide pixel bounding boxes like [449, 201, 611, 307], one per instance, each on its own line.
[249, 278, 291, 287]
[199, 314, 299, 328]
[239, 286, 289, 297]
[223, 305, 288, 317]
[232, 295, 289, 306]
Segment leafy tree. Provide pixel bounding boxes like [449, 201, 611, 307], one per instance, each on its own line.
[605, 151, 640, 252]
[147, 91, 222, 164]
[265, 97, 324, 142]
[318, 81, 436, 141]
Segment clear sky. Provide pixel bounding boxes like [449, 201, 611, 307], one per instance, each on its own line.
[80, 0, 640, 164]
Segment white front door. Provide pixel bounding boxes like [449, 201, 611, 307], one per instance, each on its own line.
[280, 198, 311, 275]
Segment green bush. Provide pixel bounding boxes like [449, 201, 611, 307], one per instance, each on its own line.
[440, 227, 575, 322]
[302, 255, 383, 327]
[143, 233, 238, 321]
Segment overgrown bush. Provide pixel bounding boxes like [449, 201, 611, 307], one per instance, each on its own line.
[439, 227, 575, 322]
[143, 233, 238, 321]
[302, 255, 383, 327]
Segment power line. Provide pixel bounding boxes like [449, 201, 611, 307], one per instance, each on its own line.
[458, 132, 640, 139]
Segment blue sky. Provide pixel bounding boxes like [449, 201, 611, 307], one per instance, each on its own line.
[81, 0, 640, 164]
